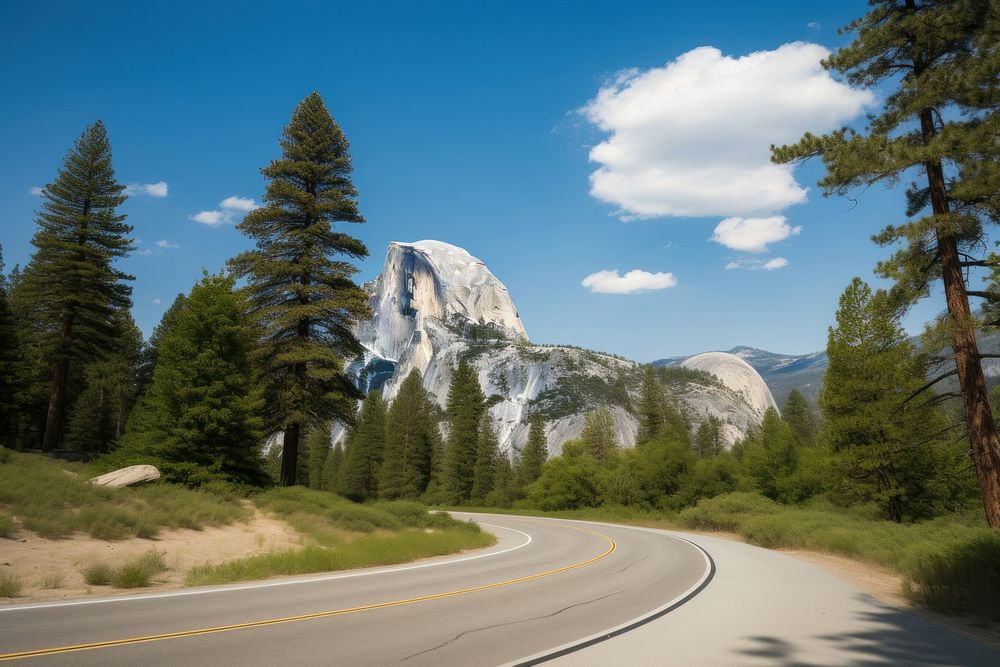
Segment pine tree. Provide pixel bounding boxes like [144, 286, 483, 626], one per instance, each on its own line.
[229, 92, 371, 486]
[442, 360, 486, 502]
[0, 247, 22, 448]
[112, 273, 266, 487]
[24, 122, 132, 451]
[637, 365, 666, 444]
[379, 371, 436, 499]
[520, 416, 548, 485]
[306, 423, 331, 489]
[580, 407, 618, 461]
[821, 278, 961, 521]
[64, 311, 143, 452]
[772, 0, 1000, 525]
[323, 442, 344, 491]
[694, 416, 724, 457]
[471, 416, 499, 503]
[740, 408, 798, 502]
[339, 391, 387, 500]
[782, 389, 818, 448]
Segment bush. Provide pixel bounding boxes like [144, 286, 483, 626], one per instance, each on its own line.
[82, 562, 113, 586]
[111, 550, 167, 588]
[678, 492, 779, 532]
[0, 572, 21, 597]
[0, 511, 15, 538]
[904, 533, 1000, 621]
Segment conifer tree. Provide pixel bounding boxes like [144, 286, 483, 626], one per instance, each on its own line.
[520, 416, 548, 484]
[772, 0, 1000, 525]
[339, 391, 387, 500]
[230, 92, 370, 486]
[0, 248, 21, 448]
[442, 360, 486, 502]
[471, 416, 499, 503]
[24, 122, 132, 450]
[637, 365, 666, 444]
[306, 423, 331, 489]
[112, 274, 266, 487]
[694, 416, 724, 457]
[822, 278, 960, 521]
[580, 407, 618, 461]
[64, 312, 143, 452]
[323, 441, 344, 491]
[379, 371, 436, 499]
[782, 389, 818, 448]
[740, 408, 798, 502]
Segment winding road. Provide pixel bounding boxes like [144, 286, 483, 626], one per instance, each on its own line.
[0, 513, 997, 665]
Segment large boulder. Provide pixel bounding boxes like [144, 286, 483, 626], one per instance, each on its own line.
[89, 465, 161, 488]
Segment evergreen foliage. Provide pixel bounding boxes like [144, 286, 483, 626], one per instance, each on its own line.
[110, 273, 266, 487]
[694, 416, 724, 458]
[22, 121, 133, 451]
[442, 360, 486, 502]
[322, 442, 344, 491]
[520, 416, 548, 484]
[782, 389, 818, 447]
[637, 365, 666, 444]
[740, 408, 799, 503]
[305, 423, 331, 489]
[579, 407, 618, 461]
[0, 248, 21, 448]
[229, 92, 370, 486]
[772, 0, 1000, 525]
[471, 416, 499, 503]
[379, 371, 437, 499]
[822, 278, 969, 521]
[339, 391, 387, 500]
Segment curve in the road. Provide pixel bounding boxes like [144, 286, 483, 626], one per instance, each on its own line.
[0, 522, 619, 662]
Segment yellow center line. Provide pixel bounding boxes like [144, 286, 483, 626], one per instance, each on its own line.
[0, 523, 616, 662]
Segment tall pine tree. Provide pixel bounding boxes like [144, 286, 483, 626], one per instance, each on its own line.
[379, 371, 437, 499]
[782, 389, 818, 448]
[471, 416, 499, 503]
[0, 247, 21, 448]
[442, 360, 486, 503]
[339, 391, 387, 500]
[520, 416, 548, 485]
[637, 365, 666, 445]
[772, 0, 1000, 525]
[230, 92, 370, 486]
[25, 122, 132, 451]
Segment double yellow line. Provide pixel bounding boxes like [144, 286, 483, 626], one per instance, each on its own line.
[0, 524, 616, 661]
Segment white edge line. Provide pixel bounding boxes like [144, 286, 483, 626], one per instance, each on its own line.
[483, 515, 714, 667]
[0, 521, 531, 613]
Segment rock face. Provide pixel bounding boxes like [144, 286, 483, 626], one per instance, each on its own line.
[681, 352, 778, 417]
[350, 240, 776, 455]
[89, 465, 161, 488]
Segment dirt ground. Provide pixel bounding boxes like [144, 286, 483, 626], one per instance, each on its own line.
[0, 509, 301, 603]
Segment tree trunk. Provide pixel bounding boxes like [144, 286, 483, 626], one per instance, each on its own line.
[280, 422, 300, 487]
[41, 310, 75, 452]
[920, 108, 1000, 527]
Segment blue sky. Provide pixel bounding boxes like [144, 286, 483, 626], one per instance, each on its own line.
[0, 0, 947, 361]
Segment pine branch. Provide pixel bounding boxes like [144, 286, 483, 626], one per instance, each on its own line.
[901, 369, 958, 405]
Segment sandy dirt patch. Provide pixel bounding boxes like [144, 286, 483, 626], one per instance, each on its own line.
[0, 509, 301, 603]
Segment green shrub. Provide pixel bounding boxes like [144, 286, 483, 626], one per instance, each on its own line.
[903, 533, 1000, 621]
[0, 572, 21, 597]
[678, 492, 779, 531]
[0, 511, 15, 538]
[110, 550, 167, 588]
[82, 562, 113, 586]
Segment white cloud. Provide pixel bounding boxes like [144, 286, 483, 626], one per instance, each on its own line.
[137, 248, 153, 256]
[581, 269, 677, 294]
[126, 181, 169, 198]
[725, 257, 789, 271]
[582, 42, 872, 219]
[807, 21, 821, 30]
[220, 195, 258, 212]
[190, 210, 229, 226]
[152, 298, 162, 305]
[155, 239, 179, 249]
[710, 216, 801, 253]
[189, 195, 257, 226]
[29, 186, 44, 196]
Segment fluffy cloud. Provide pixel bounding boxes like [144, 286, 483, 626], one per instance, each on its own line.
[582, 42, 872, 219]
[155, 239, 179, 249]
[152, 298, 162, 304]
[710, 216, 800, 253]
[190, 195, 258, 226]
[126, 181, 169, 198]
[807, 21, 821, 30]
[220, 196, 258, 212]
[581, 269, 677, 294]
[190, 210, 228, 226]
[29, 186, 44, 196]
[137, 248, 153, 256]
[725, 257, 789, 271]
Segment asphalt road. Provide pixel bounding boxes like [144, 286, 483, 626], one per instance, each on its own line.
[2, 513, 997, 665]
[0, 513, 710, 665]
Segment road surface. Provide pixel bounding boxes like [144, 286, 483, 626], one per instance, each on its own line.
[0, 513, 996, 665]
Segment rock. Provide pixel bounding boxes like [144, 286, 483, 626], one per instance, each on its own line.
[88, 465, 161, 488]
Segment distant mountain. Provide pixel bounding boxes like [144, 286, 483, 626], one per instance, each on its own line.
[655, 346, 828, 408]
